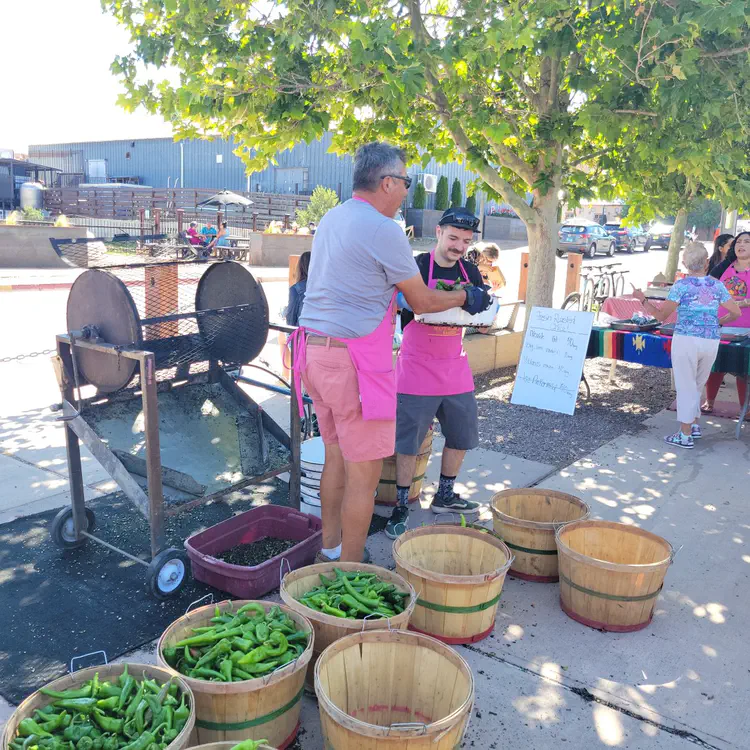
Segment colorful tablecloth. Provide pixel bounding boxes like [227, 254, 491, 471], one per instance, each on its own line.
[587, 328, 750, 376]
[600, 296, 678, 324]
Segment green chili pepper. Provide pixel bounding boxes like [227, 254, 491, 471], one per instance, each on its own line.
[63, 726, 93, 743]
[321, 603, 347, 617]
[254, 623, 270, 642]
[53, 699, 97, 715]
[174, 628, 242, 647]
[189, 667, 225, 681]
[264, 631, 288, 658]
[93, 697, 118, 712]
[91, 712, 122, 735]
[134, 700, 148, 734]
[241, 659, 279, 675]
[182, 646, 196, 666]
[95, 685, 121, 699]
[339, 570, 381, 608]
[125, 684, 145, 720]
[229, 740, 269, 750]
[161, 648, 178, 668]
[236, 603, 265, 618]
[117, 675, 135, 711]
[76, 737, 93, 750]
[102, 736, 117, 750]
[160, 707, 173, 734]
[19, 720, 53, 738]
[38, 712, 69, 733]
[40, 686, 92, 700]
[119, 731, 155, 750]
[122, 720, 138, 740]
[237, 646, 269, 666]
[286, 630, 308, 643]
[219, 659, 233, 682]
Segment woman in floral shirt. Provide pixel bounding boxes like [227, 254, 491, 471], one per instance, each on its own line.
[632, 243, 741, 449]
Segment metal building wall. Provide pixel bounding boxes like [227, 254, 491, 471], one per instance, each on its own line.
[30, 135, 509, 208]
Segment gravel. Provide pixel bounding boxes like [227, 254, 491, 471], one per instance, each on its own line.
[471, 359, 674, 467]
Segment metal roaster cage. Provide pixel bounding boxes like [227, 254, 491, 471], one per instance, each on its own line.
[51, 242, 302, 598]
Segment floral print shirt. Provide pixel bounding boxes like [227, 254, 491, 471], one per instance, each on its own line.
[667, 276, 732, 339]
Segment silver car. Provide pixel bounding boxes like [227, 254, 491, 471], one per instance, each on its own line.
[556, 222, 616, 258]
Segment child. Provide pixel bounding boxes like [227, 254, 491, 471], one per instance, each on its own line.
[471, 242, 506, 292]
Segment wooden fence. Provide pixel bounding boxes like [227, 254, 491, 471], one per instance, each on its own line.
[43, 188, 311, 229]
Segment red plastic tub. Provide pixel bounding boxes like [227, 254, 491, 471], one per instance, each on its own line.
[185, 505, 323, 598]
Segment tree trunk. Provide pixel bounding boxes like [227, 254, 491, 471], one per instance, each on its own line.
[665, 207, 689, 281]
[524, 190, 559, 312]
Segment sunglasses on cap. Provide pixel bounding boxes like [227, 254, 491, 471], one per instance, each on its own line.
[380, 174, 413, 189]
[438, 209, 480, 231]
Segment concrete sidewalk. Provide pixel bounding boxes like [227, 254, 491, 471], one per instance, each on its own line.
[1, 403, 747, 747]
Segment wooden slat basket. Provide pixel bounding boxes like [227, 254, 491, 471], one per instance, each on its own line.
[315, 629, 474, 750]
[376, 427, 433, 505]
[2, 664, 194, 750]
[279, 562, 417, 689]
[393, 524, 512, 644]
[156, 600, 313, 750]
[187, 743, 275, 750]
[556, 520, 674, 632]
[491, 488, 590, 582]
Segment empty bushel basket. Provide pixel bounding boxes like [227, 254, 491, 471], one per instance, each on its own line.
[556, 520, 673, 632]
[315, 629, 474, 750]
[491, 488, 590, 582]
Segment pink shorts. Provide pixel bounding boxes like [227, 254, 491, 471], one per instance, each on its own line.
[302, 344, 395, 463]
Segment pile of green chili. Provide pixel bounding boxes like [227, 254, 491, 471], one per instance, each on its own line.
[297, 569, 409, 618]
[11, 667, 189, 750]
[162, 603, 309, 682]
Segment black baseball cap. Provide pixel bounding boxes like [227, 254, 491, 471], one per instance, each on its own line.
[438, 206, 480, 231]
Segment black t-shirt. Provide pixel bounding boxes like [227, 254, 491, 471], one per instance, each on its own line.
[401, 252, 485, 329]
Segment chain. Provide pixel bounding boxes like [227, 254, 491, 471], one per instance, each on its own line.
[0, 348, 55, 364]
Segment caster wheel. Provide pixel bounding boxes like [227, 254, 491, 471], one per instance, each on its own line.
[50, 507, 96, 549]
[147, 548, 189, 599]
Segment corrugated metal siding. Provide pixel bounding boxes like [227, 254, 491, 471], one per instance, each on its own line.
[29, 134, 512, 209]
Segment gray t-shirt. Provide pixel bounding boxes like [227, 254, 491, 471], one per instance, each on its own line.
[299, 198, 419, 337]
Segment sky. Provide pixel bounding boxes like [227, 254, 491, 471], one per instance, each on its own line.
[1, 0, 174, 155]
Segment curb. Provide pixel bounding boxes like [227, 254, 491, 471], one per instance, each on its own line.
[0, 276, 287, 293]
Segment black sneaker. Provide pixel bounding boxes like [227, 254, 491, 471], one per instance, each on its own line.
[385, 505, 409, 540]
[431, 493, 481, 514]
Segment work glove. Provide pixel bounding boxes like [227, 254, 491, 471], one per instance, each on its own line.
[461, 285, 493, 316]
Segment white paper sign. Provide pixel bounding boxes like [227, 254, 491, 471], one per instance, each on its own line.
[511, 307, 594, 416]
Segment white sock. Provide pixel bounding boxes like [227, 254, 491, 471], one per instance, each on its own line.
[321, 543, 342, 560]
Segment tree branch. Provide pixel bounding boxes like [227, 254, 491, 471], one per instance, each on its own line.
[485, 134, 536, 185]
[700, 43, 750, 59]
[613, 109, 659, 117]
[571, 148, 611, 167]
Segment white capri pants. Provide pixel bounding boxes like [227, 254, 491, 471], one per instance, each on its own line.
[671, 334, 720, 423]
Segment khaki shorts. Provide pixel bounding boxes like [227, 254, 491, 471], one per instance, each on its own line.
[302, 345, 396, 463]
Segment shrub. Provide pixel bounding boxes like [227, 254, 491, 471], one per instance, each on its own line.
[465, 194, 477, 215]
[296, 186, 339, 225]
[22, 207, 45, 221]
[450, 178, 462, 208]
[434, 176, 449, 211]
[412, 182, 426, 209]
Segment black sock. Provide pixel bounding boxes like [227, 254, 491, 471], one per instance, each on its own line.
[436, 474, 457, 501]
[396, 485, 410, 507]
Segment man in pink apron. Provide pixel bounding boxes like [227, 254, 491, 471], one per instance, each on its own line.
[294, 144, 492, 563]
[386, 207, 489, 539]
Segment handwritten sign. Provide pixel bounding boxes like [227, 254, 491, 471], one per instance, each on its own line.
[511, 307, 594, 415]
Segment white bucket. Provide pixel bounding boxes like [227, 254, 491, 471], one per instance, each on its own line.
[300, 494, 322, 518]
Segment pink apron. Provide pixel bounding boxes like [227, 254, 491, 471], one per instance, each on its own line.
[289, 292, 398, 421]
[396, 252, 475, 396]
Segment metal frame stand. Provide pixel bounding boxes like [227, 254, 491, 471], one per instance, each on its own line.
[51, 325, 302, 597]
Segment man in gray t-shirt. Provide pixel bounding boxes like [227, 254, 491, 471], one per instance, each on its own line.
[300, 199, 418, 337]
[295, 142, 489, 565]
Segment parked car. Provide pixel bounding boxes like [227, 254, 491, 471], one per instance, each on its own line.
[644, 222, 686, 251]
[603, 222, 648, 253]
[556, 221, 616, 258]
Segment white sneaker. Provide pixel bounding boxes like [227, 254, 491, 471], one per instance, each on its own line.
[691, 424, 702, 439]
[665, 431, 694, 449]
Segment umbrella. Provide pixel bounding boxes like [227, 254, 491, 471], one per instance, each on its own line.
[196, 190, 254, 209]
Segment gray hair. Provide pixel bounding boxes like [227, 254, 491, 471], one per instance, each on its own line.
[352, 142, 407, 192]
[682, 241, 708, 272]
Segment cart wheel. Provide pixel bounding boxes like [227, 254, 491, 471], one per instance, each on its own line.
[147, 548, 189, 599]
[50, 507, 96, 549]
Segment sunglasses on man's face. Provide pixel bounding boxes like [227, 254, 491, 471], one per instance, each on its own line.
[381, 174, 413, 189]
